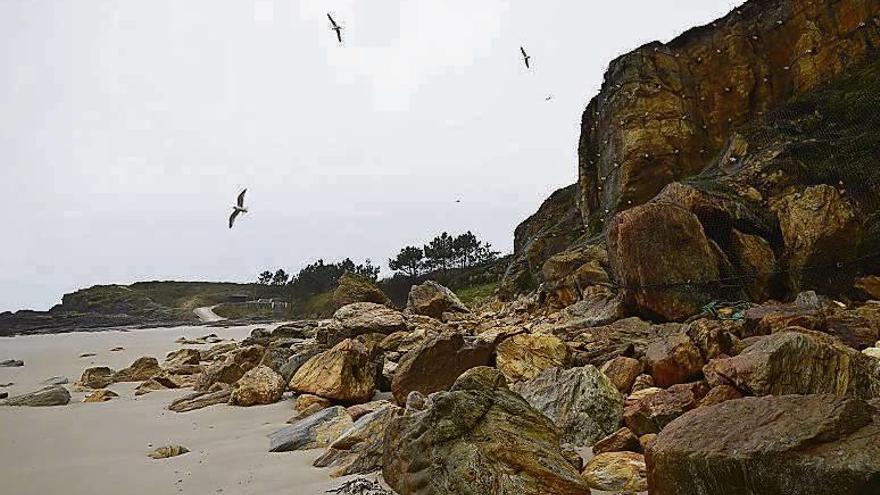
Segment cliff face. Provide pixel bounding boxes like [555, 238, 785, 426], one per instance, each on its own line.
[499, 184, 584, 298]
[504, 0, 880, 319]
[580, 0, 880, 223]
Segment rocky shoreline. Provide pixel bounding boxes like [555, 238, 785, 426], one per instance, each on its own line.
[5, 278, 879, 493]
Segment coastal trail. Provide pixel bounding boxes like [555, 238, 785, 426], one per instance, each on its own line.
[193, 306, 225, 323]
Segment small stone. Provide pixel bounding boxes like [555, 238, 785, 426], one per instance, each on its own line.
[148, 445, 190, 459]
[84, 389, 119, 403]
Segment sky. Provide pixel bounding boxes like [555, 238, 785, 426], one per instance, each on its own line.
[0, 0, 740, 311]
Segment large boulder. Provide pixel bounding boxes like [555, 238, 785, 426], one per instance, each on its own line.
[269, 406, 353, 452]
[703, 328, 880, 399]
[4, 385, 70, 407]
[113, 356, 161, 382]
[511, 365, 623, 447]
[332, 273, 392, 309]
[230, 365, 285, 406]
[823, 304, 880, 351]
[383, 367, 591, 495]
[78, 366, 115, 389]
[405, 281, 469, 320]
[647, 394, 880, 494]
[644, 332, 705, 388]
[279, 342, 322, 384]
[313, 404, 403, 477]
[495, 333, 570, 383]
[321, 303, 408, 346]
[607, 203, 728, 321]
[390, 332, 492, 405]
[773, 185, 860, 293]
[558, 317, 672, 367]
[624, 382, 708, 436]
[193, 361, 245, 392]
[289, 338, 377, 404]
[599, 356, 642, 393]
[164, 348, 201, 368]
[728, 229, 777, 302]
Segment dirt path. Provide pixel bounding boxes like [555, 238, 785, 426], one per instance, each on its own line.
[193, 305, 225, 322]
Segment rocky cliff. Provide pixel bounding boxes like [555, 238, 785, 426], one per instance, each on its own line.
[505, 0, 880, 320]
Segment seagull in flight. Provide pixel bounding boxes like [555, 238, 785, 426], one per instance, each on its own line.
[229, 189, 248, 229]
[545, 95, 553, 101]
[327, 13, 343, 44]
[520, 46, 531, 69]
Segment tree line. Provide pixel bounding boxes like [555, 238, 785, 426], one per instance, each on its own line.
[256, 231, 499, 295]
[388, 231, 499, 277]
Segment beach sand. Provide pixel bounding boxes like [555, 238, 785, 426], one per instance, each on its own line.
[0, 324, 372, 495]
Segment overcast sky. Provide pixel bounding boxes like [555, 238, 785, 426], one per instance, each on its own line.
[1, 0, 738, 311]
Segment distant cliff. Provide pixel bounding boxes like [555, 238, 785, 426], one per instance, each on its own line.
[0, 281, 265, 336]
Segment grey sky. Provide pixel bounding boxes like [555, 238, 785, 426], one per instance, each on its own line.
[1, 0, 737, 311]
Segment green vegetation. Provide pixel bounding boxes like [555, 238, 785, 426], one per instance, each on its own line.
[454, 281, 499, 307]
[295, 291, 335, 318]
[389, 231, 499, 277]
[212, 302, 275, 320]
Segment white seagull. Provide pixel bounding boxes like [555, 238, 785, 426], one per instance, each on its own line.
[520, 46, 531, 69]
[327, 13, 343, 44]
[229, 189, 248, 229]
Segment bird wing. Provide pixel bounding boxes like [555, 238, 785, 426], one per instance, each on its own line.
[229, 209, 240, 229]
[336, 29, 342, 43]
[524, 58, 530, 69]
[237, 188, 247, 207]
[327, 13, 338, 27]
[520, 46, 527, 57]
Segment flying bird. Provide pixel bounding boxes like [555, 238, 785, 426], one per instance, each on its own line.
[520, 46, 531, 69]
[327, 13, 343, 44]
[229, 189, 248, 229]
[545, 95, 553, 101]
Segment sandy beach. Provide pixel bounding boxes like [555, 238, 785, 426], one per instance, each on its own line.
[0, 324, 369, 495]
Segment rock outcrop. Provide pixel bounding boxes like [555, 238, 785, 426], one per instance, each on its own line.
[405, 281, 469, 320]
[289, 339, 377, 404]
[383, 367, 591, 495]
[78, 366, 115, 389]
[703, 328, 880, 398]
[390, 332, 492, 405]
[230, 365, 285, 406]
[321, 303, 408, 346]
[647, 394, 880, 494]
[495, 333, 571, 383]
[113, 356, 161, 382]
[270, 406, 353, 452]
[511, 365, 623, 447]
[333, 273, 392, 310]
[502, 0, 880, 316]
[314, 404, 403, 477]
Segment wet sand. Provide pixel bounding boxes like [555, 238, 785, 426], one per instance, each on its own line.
[0, 324, 367, 495]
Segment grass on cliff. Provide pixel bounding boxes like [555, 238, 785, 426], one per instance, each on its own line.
[455, 281, 498, 307]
